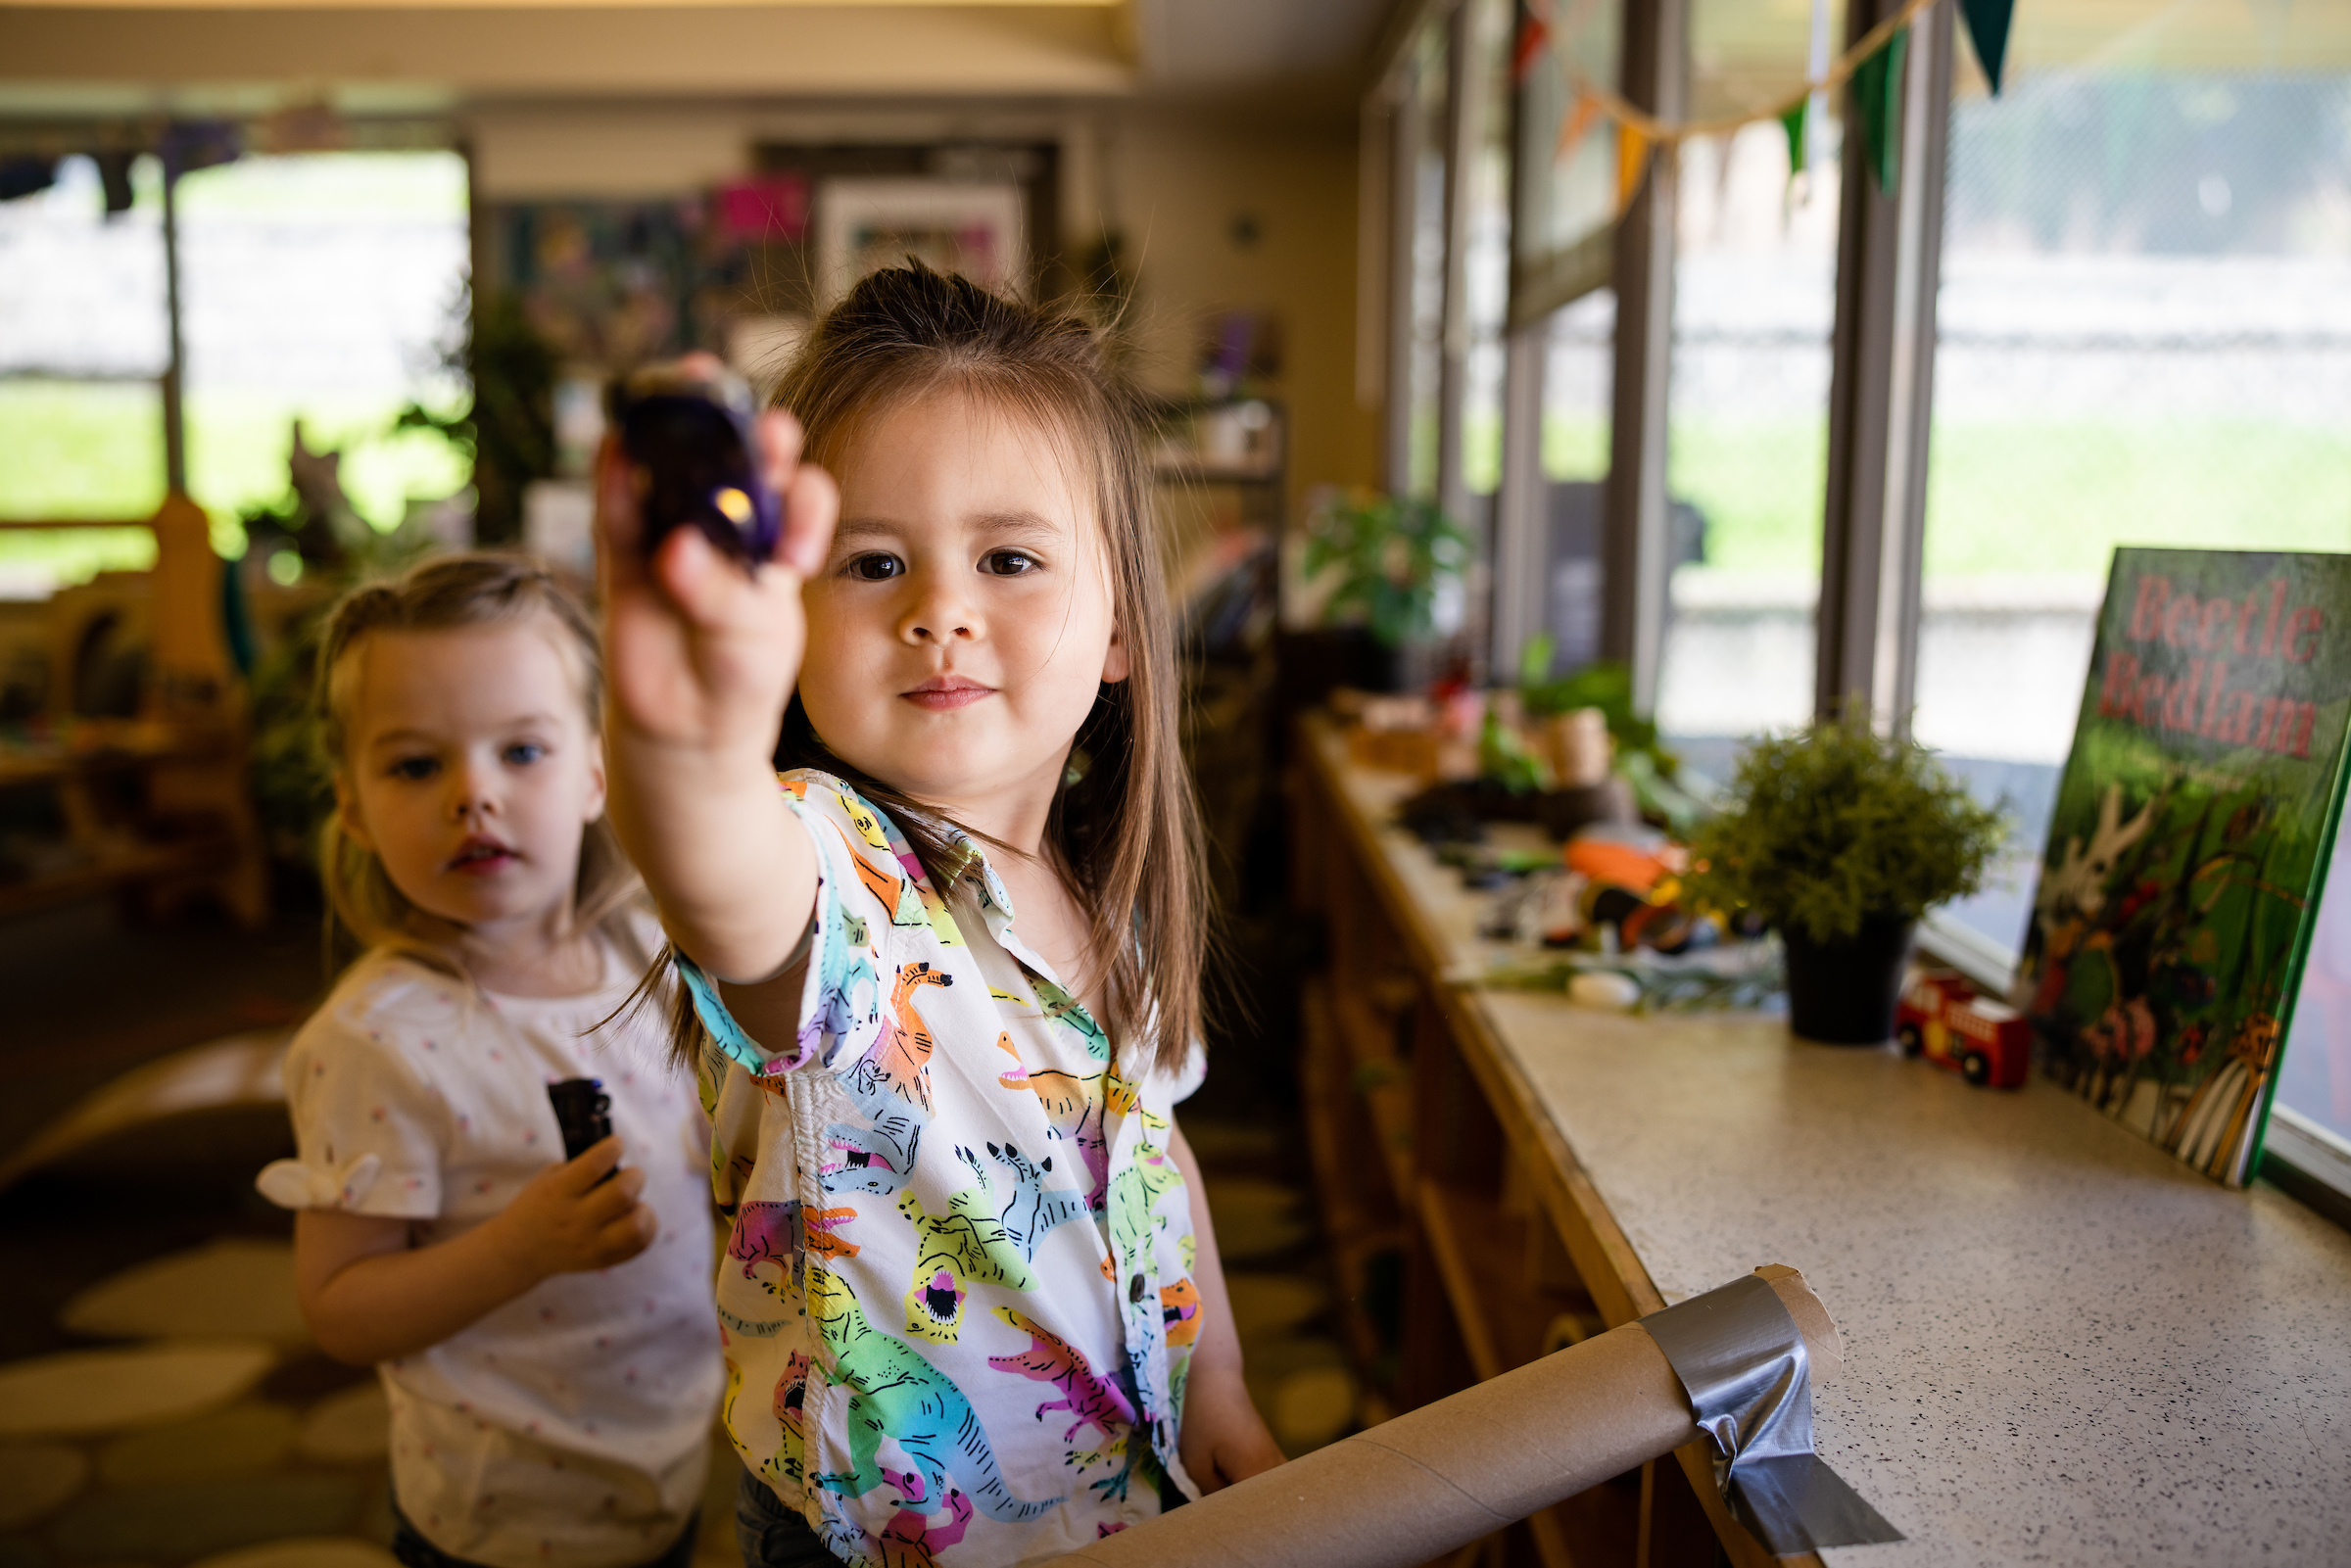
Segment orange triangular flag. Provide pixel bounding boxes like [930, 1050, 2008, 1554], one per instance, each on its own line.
[1615, 124, 1653, 215]
[1556, 90, 1603, 165]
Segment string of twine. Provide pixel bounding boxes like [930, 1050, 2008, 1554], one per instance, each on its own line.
[1525, 0, 1944, 147]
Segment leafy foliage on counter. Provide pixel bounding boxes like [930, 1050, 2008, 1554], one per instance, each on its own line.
[1684, 705, 2007, 943]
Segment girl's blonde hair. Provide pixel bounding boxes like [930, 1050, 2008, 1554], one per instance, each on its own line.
[726, 262, 1212, 1075]
[315, 551, 643, 974]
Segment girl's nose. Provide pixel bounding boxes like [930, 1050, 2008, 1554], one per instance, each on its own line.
[897, 574, 981, 645]
[448, 762, 500, 820]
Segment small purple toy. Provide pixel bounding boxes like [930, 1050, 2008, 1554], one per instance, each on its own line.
[613, 362, 784, 566]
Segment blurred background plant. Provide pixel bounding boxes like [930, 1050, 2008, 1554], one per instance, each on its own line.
[1516, 639, 1704, 831]
[1302, 490, 1466, 648]
[394, 288, 555, 548]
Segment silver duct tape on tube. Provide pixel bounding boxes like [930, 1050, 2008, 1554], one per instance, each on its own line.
[1639, 1270, 1904, 1554]
[1036, 1266, 1873, 1568]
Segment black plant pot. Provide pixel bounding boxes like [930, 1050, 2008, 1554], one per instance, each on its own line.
[1782, 915, 1915, 1045]
[1275, 627, 1440, 704]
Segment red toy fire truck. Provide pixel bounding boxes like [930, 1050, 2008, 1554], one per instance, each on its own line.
[1895, 969, 2031, 1088]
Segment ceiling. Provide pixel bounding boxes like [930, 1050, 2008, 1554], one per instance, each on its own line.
[0, 0, 1407, 115]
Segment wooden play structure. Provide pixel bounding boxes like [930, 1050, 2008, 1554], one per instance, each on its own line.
[0, 496, 267, 927]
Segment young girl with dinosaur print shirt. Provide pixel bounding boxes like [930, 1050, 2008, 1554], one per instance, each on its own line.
[598, 267, 1283, 1568]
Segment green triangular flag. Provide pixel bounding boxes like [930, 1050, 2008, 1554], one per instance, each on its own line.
[1959, 0, 2015, 95]
[1851, 24, 1908, 196]
[1781, 99, 1807, 176]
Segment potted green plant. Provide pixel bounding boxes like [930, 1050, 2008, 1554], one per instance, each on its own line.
[1685, 708, 2006, 1044]
[1296, 490, 1467, 691]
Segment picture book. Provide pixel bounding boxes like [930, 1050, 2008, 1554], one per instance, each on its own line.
[2017, 548, 2351, 1186]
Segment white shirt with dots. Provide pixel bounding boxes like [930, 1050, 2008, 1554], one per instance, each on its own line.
[261, 921, 722, 1568]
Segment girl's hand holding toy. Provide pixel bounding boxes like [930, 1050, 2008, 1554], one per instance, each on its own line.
[495, 1133, 660, 1277]
[597, 354, 840, 990]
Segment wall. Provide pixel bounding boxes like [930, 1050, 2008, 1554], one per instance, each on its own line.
[1107, 105, 1380, 518]
[463, 97, 1382, 515]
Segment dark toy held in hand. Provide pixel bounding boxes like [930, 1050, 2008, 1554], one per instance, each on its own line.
[613, 363, 784, 566]
[547, 1077, 614, 1171]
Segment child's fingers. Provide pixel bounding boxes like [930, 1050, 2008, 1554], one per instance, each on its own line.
[777, 462, 840, 581]
[595, 438, 648, 570]
[651, 524, 742, 627]
[595, 1203, 661, 1264]
[574, 1163, 648, 1226]
[560, 1134, 627, 1191]
[752, 409, 806, 499]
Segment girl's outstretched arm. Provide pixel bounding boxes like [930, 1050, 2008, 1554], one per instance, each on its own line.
[600, 402, 840, 1020]
[294, 1136, 656, 1366]
[1168, 1118, 1287, 1492]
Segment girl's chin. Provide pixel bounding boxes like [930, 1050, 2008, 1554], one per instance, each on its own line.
[409, 877, 569, 930]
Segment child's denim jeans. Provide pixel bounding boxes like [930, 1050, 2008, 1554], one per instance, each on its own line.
[389, 1496, 698, 1568]
[736, 1470, 846, 1568]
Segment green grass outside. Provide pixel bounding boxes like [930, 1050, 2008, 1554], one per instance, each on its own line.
[1620, 415, 2351, 579]
[184, 388, 469, 536]
[8, 386, 2345, 594]
[0, 381, 468, 586]
[1542, 416, 1609, 484]
[1922, 419, 2351, 577]
[0, 382, 168, 521]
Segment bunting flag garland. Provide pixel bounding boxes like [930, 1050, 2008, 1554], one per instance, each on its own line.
[1615, 124, 1654, 217]
[1851, 24, 1909, 196]
[1557, 90, 1604, 166]
[1959, 0, 2016, 95]
[1512, 8, 1552, 86]
[1518, 0, 1970, 207]
[1780, 100, 1808, 178]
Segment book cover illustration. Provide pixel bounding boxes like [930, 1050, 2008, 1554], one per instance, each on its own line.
[2017, 548, 2351, 1186]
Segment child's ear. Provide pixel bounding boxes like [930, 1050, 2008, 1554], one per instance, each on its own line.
[582, 738, 609, 824]
[1100, 623, 1129, 685]
[333, 775, 375, 854]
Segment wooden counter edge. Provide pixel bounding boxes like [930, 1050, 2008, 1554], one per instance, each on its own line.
[1295, 713, 1822, 1568]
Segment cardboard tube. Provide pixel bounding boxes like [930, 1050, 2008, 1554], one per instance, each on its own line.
[1038, 1267, 1838, 1568]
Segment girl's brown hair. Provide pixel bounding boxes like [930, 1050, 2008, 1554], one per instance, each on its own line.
[756, 262, 1210, 1075]
[316, 551, 644, 974]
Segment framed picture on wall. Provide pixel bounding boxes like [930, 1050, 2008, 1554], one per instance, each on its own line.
[814, 178, 1027, 304]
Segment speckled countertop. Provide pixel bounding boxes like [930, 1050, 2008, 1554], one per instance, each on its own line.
[1315, 730, 2351, 1566]
[1479, 994, 2351, 1567]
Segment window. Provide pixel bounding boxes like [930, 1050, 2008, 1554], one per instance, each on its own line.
[1459, 0, 1517, 518]
[0, 155, 169, 593]
[1911, 7, 2351, 967]
[1903, 2, 2351, 1193]
[1530, 290, 1615, 671]
[1398, 23, 1453, 502]
[1655, 1, 1846, 778]
[177, 151, 472, 546]
[1509, 0, 1619, 676]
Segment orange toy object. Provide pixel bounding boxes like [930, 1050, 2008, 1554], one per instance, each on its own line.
[1564, 836, 1676, 895]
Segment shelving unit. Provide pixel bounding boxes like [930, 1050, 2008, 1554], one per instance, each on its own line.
[0, 505, 267, 927]
[1289, 712, 1799, 1568]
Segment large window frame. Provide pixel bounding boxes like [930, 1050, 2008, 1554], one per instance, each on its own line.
[1362, 0, 2350, 1213]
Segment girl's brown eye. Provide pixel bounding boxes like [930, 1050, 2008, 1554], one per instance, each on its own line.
[984, 550, 1037, 576]
[848, 553, 903, 581]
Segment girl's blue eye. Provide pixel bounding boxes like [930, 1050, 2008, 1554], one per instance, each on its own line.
[388, 755, 438, 782]
[848, 553, 904, 581]
[984, 549, 1038, 576]
[504, 741, 546, 766]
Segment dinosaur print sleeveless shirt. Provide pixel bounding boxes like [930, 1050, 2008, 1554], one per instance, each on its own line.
[679, 772, 1206, 1568]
